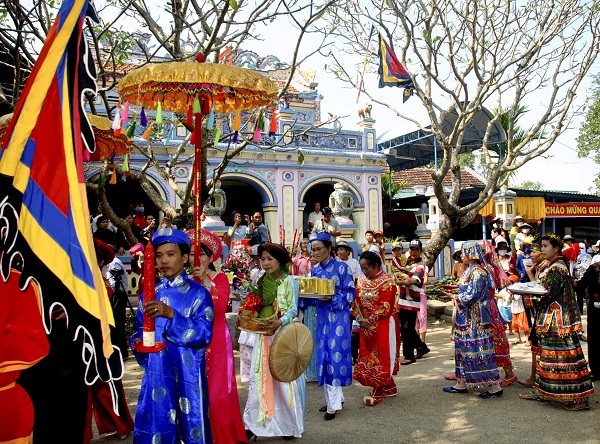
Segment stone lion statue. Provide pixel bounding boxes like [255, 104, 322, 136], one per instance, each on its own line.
[358, 103, 372, 119]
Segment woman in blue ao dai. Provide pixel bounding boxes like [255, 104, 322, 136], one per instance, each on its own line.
[308, 232, 355, 420]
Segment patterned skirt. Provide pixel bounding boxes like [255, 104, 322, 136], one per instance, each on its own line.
[536, 334, 594, 404]
[489, 296, 512, 369]
[455, 314, 499, 388]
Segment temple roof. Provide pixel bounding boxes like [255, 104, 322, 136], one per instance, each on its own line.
[391, 167, 485, 188]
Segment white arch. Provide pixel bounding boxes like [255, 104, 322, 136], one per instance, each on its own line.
[85, 166, 170, 204]
[219, 172, 276, 204]
[299, 176, 363, 204]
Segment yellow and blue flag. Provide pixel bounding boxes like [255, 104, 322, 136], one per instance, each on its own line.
[378, 34, 414, 103]
[0, 0, 121, 385]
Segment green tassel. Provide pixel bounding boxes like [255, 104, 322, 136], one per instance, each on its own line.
[258, 110, 264, 128]
[213, 128, 221, 146]
[126, 119, 137, 138]
[156, 101, 163, 124]
[193, 97, 201, 114]
[123, 154, 129, 172]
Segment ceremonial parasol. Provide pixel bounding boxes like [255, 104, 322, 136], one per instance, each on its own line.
[116, 58, 279, 275]
[86, 113, 133, 161]
[0, 113, 11, 142]
[1, 113, 132, 162]
[269, 322, 314, 383]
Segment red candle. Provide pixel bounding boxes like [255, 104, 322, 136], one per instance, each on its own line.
[134, 240, 167, 353]
[142, 241, 157, 347]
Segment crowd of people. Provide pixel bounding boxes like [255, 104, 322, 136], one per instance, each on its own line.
[36, 206, 595, 442]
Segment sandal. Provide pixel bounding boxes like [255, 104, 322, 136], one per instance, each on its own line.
[443, 386, 468, 394]
[444, 374, 457, 381]
[562, 402, 591, 411]
[512, 340, 522, 345]
[364, 395, 383, 406]
[501, 376, 518, 387]
[479, 389, 503, 399]
[517, 380, 534, 387]
[519, 392, 538, 401]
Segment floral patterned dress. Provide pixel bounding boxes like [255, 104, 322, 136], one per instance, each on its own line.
[353, 270, 398, 399]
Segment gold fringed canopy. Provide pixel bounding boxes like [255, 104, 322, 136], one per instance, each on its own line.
[478, 196, 547, 221]
[86, 114, 133, 161]
[117, 61, 279, 114]
[1, 113, 132, 161]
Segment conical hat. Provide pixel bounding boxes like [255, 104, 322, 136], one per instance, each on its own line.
[269, 322, 313, 383]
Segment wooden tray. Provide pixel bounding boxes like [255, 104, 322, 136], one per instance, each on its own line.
[299, 293, 332, 301]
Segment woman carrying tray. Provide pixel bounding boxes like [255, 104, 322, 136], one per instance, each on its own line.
[241, 243, 305, 439]
[308, 232, 356, 421]
[353, 251, 399, 406]
[519, 234, 594, 410]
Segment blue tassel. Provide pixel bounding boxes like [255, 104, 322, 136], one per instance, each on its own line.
[232, 131, 239, 143]
[140, 107, 147, 127]
[206, 107, 215, 130]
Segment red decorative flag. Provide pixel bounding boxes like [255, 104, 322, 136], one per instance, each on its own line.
[378, 34, 414, 103]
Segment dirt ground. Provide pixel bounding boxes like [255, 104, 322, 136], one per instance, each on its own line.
[92, 315, 598, 444]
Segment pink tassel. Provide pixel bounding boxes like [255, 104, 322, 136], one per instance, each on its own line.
[253, 126, 261, 141]
[122, 102, 129, 124]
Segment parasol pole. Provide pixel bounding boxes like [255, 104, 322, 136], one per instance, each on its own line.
[193, 108, 202, 281]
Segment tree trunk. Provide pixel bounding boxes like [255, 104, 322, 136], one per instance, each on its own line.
[422, 218, 457, 269]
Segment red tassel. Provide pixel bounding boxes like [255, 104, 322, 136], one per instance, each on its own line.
[125, 170, 130, 178]
[187, 102, 193, 127]
[190, 129, 196, 145]
[195, 113, 202, 148]
[269, 110, 277, 136]
[201, 95, 210, 115]
[114, 128, 121, 136]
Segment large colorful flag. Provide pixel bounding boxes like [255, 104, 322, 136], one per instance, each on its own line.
[0, 0, 123, 393]
[378, 33, 414, 103]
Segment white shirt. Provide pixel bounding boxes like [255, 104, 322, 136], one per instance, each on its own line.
[307, 211, 323, 228]
[342, 257, 360, 281]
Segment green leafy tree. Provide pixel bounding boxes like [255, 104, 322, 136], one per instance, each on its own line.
[577, 73, 600, 190]
[513, 181, 544, 191]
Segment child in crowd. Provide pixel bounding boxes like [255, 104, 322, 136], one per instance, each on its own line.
[496, 277, 516, 335]
[374, 230, 386, 259]
[510, 291, 530, 344]
[362, 229, 376, 252]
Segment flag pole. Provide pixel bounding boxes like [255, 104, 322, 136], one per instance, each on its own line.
[356, 25, 376, 104]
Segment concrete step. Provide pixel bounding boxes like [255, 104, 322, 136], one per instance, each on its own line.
[441, 314, 453, 324]
[427, 299, 450, 316]
[444, 305, 454, 317]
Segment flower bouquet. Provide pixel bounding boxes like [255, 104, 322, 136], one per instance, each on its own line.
[222, 249, 252, 301]
[222, 249, 252, 289]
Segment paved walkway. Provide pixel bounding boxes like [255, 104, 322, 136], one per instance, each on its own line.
[93, 318, 597, 444]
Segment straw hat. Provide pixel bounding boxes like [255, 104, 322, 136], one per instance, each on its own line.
[269, 322, 314, 382]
